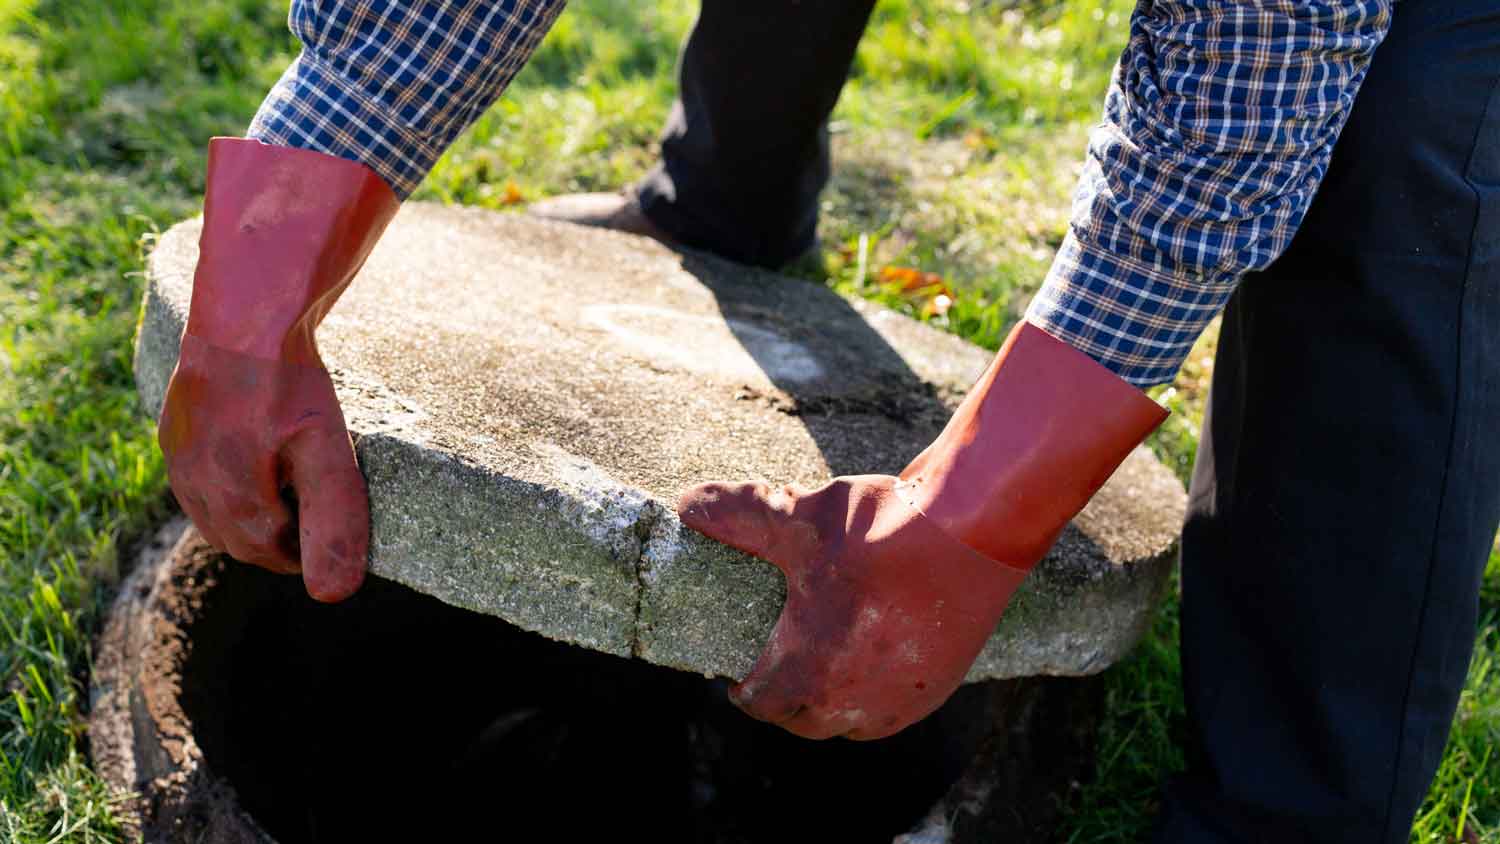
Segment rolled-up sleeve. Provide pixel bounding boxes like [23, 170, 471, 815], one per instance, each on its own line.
[1026, 0, 1394, 386]
[248, 0, 567, 198]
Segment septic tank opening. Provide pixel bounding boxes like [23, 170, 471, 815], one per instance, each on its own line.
[176, 561, 1002, 843]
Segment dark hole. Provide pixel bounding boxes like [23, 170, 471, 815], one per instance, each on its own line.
[178, 563, 998, 843]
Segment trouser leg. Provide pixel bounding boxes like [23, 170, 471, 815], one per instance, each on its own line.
[635, 0, 878, 267]
[1153, 1, 1500, 841]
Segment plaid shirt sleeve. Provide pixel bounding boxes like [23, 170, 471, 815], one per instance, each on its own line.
[247, 0, 566, 199]
[1025, 0, 1394, 386]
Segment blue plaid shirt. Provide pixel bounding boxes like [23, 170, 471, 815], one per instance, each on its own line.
[248, 0, 1394, 387]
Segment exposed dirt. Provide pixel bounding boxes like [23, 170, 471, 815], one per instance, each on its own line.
[92, 521, 1104, 843]
[90, 518, 273, 844]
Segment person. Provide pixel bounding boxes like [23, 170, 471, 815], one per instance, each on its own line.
[154, 1, 1500, 841]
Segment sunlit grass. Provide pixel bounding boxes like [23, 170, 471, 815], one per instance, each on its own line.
[1, 0, 1495, 840]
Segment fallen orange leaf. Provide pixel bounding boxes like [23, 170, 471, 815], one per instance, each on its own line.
[879, 265, 956, 319]
[879, 265, 953, 298]
[500, 181, 525, 206]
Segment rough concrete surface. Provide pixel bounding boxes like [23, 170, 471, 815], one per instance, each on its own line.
[136, 203, 1186, 681]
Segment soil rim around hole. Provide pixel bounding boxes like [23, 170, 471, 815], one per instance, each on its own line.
[91, 518, 1107, 844]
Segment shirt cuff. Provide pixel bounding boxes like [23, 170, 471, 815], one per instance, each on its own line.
[247, 50, 441, 200]
[1025, 231, 1237, 388]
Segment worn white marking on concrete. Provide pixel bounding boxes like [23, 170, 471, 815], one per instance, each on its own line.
[582, 304, 824, 384]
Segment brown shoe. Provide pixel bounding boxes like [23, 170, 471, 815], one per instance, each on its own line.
[525, 191, 676, 247]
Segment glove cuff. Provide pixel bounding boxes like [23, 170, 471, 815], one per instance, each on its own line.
[184, 137, 401, 366]
[897, 320, 1168, 569]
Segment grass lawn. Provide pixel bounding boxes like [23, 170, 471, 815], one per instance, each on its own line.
[1, 0, 1496, 840]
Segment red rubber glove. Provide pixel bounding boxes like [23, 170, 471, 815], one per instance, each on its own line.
[677, 321, 1168, 739]
[157, 138, 399, 602]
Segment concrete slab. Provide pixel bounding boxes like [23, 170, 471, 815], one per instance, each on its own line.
[136, 203, 1186, 681]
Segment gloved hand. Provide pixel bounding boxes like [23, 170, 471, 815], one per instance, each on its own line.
[677, 321, 1167, 739]
[157, 138, 399, 602]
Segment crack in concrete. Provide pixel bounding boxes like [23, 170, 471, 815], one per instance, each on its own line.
[532, 441, 693, 660]
[625, 499, 669, 658]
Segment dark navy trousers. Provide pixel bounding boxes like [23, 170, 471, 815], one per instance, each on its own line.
[1156, 0, 1500, 840]
[635, 0, 877, 268]
[634, 2, 1500, 841]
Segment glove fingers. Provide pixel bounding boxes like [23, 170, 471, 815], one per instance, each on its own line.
[284, 425, 369, 603]
[215, 493, 300, 575]
[728, 674, 805, 730]
[158, 345, 301, 574]
[737, 631, 891, 741]
[165, 458, 300, 575]
[215, 467, 301, 571]
[689, 480, 839, 731]
[781, 707, 860, 741]
[728, 612, 816, 727]
[845, 720, 909, 742]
